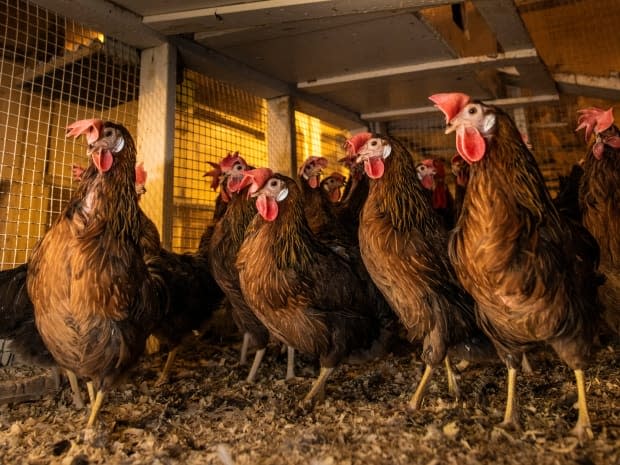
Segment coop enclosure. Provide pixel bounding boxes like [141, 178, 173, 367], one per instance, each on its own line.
[1, 0, 619, 366]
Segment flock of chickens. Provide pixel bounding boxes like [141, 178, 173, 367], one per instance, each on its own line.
[0, 94, 618, 444]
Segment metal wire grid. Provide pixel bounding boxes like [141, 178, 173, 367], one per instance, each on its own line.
[295, 111, 350, 178]
[172, 69, 269, 253]
[0, 0, 140, 270]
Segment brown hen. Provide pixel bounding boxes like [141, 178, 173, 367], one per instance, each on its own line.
[431, 92, 601, 440]
[577, 107, 620, 335]
[346, 132, 489, 409]
[27, 119, 166, 427]
[235, 168, 391, 404]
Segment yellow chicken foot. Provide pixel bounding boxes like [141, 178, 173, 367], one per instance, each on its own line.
[155, 347, 178, 387]
[501, 367, 520, 429]
[239, 332, 250, 366]
[571, 369, 594, 441]
[65, 370, 84, 409]
[409, 364, 434, 410]
[286, 346, 296, 380]
[302, 366, 335, 405]
[86, 390, 106, 427]
[444, 357, 460, 401]
[246, 348, 266, 383]
[87, 381, 95, 406]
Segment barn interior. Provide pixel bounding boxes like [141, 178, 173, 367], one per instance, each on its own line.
[0, 0, 619, 464]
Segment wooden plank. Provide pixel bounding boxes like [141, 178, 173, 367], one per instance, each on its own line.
[144, 0, 458, 35]
[29, 0, 165, 49]
[471, 0, 532, 50]
[299, 48, 540, 92]
[554, 73, 620, 100]
[362, 94, 560, 121]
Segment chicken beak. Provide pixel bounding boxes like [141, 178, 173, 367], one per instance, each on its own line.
[444, 120, 458, 135]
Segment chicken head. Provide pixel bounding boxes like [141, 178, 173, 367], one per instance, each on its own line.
[346, 133, 392, 179]
[576, 107, 620, 160]
[416, 159, 436, 190]
[299, 156, 328, 188]
[430, 93, 496, 164]
[321, 172, 346, 202]
[67, 119, 126, 173]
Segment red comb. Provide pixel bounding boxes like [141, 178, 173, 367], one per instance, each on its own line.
[429, 93, 471, 123]
[576, 107, 615, 141]
[343, 132, 373, 156]
[135, 162, 147, 185]
[66, 119, 104, 145]
[299, 156, 328, 175]
[234, 167, 274, 195]
[220, 151, 247, 172]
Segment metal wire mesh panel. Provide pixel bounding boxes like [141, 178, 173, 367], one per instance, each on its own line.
[173, 69, 268, 253]
[0, 0, 140, 270]
[295, 111, 350, 178]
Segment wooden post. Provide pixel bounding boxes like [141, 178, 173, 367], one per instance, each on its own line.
[137, 42, 176, 249]
[267, 96, 296, 177]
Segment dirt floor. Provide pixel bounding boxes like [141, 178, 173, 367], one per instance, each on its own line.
[0, 330, 618, 465]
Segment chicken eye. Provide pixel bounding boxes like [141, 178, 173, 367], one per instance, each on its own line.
[370, 140, 378, 147]
[468, 106, 477, 115]
[269, 179, 278, 188]
[104, 129, 113, 137]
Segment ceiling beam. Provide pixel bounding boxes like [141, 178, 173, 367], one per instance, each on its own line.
[144, 0, 458, 35]
[172, 36, 365, 129]
[363, 94, 560, 121]
[298, 48, 540, 92]
[553, 73, 620, 100]
[29, 0, 165, 49]
[472, 0, 557, 93]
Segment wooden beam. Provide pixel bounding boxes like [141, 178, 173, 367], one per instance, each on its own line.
[471, 0, 532, 51]
[554, 73, 620, 100]
[363, 94, 560, 121]
[298, 48, 540, 92]
[144, 0, 458, 35]
[29, 0, 165, 49]
[171, 36, 365, 129]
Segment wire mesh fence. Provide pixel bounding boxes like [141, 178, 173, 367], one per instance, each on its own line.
[0, 0, 140, 270]
[0, 0, 140, 368]
[172, 69, 269, 253]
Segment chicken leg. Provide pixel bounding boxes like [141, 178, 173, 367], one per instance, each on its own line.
[246, 348, 266, 383]
[155, 347, 178, 386]
[571, 369, 593, 441]
[87, 389, 106, 427]
[302, 366, 335, 405]
[239, 332, 251, 365]
[409, 364, 434, 410]
[501, 366, 520, 429]
[286, 346, 296, 380]
[65, 370, 85, 408]
[444, 357, 460, 400]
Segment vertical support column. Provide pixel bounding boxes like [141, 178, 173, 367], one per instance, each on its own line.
[267, 95, 296, 177]
[137, 42, 176, 249]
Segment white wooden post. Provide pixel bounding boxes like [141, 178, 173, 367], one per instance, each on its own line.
[137, 42, 176, 249]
